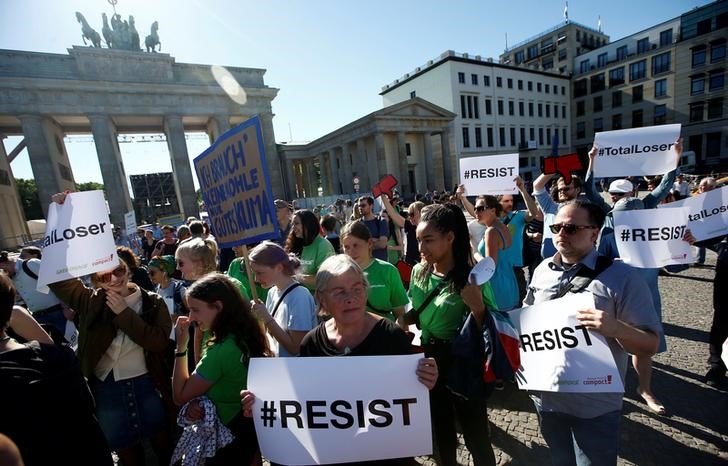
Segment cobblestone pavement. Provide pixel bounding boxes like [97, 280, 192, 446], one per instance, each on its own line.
[417, 250, 727, 466]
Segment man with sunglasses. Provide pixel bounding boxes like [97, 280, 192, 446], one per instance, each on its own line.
[358, 196, 389, 261]
[532, 171, 584, 259]
[525, 199, 661, 466]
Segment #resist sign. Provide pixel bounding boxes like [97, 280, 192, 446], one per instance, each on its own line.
[37, 190, 119, 290]
[593, 124, 681, 177]
[658, 186, 728, 241]
[510, 292, 623, 393]
[459, 153, 519, 195]
[248, 355, 431, 465]
[194, 116, 279, 248]
[613, 207, 693, 268]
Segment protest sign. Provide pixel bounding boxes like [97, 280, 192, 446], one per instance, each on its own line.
[37, 190, 119, 290]
[124, 211, 137, 235]
[593, 124, 680, 177]
[194, 116, 279, 248]
[157, 214, 185, 229]
[459, 153, 519, 195]
[510, 292, 623, 393]
[613, 207, 693, 268]
[542, 153, 583, 184]
[658, 186, 728, 240]
[371, 175, 398, 199]
[248, 355, 431, 465]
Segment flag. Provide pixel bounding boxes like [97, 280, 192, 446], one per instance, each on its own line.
[598, 15, 602, 32]
[564, 1, 568, 20]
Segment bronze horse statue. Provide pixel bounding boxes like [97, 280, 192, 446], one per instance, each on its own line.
[145, 21, 161, 52]
[75, 12, 101, 48]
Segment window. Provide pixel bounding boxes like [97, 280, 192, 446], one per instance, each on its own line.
[632, 85, 643, 103]
[558, 48, 567, 61]
[659, 29, 673, 47]
[485, 98, 492, 115]
[562, 128, 567, 144]
[637, 37, 650, 54]
[58, 163, 73, 182]
[609, 67, 625, 87]
[409, 91, 416, 99]
[405, 143, 411, 156]
[574, 79, 588, 97]
[0, 169, 11, 186]
[691, 76, 705, 95]
[576, 122, 586, 139]
[690, 102, 704, 122]
[484, 75, 491, 86]
[576, 101, 585, 116]
[498, 100, 504, 115]
[616, 45, 628, 60]
[554, 105, 559, 118]
[692, 46, 707, 67]
[612, 90, 623, 108]
[539, 127, 544, 145]
[496, 77, 503, 87]
[507, 78, 513, 89]
[475, 127, 483, 147]
[538, 103, 543, 117]
[520, 127, 526, 145]
[612, 114, 622, 130]
[591, 73, 606, 92]
[529, 127, 535, 140]
[509, 101, 515, 116]
[546, 104, 551, 118]
[499, 127, 506, 147]
[545, 84, 550, 94]
[528, 81, 533, 91]
[519, 101, 524, 116]
[594, 96, 603, 112]
[510, 127, 516, 146]
[598, 53, 608, 67]
[458, 72, 465, 84]
[562, 105, 566, 118]
[654, 78, 667, 97]
[471, 74, 478, 85]
[462, 127, 470, 148]
[518, 79, 523, 90]
[474, 97, 480, 119]
[708, 99, 724, 119]
[467, 95, 473, 118]
[711, 40, 726, 63]
[515, 51, 525, 64]
[528, 45, 539, 59]
[629, 60, 646, 81]
[654, 104, 667, 124]
[546, 128, 551, 144]
[537, 83, 542, 92]
[487, 127, 494, 147]
[709, 70, 725, 91]
[707, 132, 722, 158]
[528, 102, 534, 117]
[562, 86, 566, 95]
[580, 59, 590, 73]
[652, 52, 671, 75]
[689, 135, 703, 161]
[543, 59, 554, 70]
[460, 95, 467, 118]
[594, 118, 603, 132]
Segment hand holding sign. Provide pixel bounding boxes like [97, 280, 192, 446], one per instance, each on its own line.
[542, 153, 583, 184]
[372, 175, 398, 199]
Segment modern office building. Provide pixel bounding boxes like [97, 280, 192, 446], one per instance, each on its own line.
[380, 50, 572, 185]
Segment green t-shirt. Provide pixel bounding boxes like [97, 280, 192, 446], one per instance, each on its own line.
[364, 258, 409, 320]
[227, 257, 268, 302]
[387, 236, 400, 265]
[195, 335, 249, 425]
[408, 262, 498, 343]
[300, 235, 335, 290]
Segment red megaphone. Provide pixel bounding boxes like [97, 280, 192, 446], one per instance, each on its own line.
[542, 153, 583, 184]
[371, 175, 398, 199]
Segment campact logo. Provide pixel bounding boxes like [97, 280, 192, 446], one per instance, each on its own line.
[43, 222, 109, 247]
[92, 254, 115, 267]
[583, 375, 613, 385]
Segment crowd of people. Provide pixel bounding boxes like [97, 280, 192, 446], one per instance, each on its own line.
[0, 140, 725, 466]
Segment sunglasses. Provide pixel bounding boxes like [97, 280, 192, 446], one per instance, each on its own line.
[475, 205, 488, 212]
[99, 266, 127, 283]
[549, 223, 598, 235]
[557, 186, 574, 193]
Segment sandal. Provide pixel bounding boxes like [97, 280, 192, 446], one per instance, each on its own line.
[637, 388, 666, 415]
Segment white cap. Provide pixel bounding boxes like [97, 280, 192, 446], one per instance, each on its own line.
[608, 179, 633, 194]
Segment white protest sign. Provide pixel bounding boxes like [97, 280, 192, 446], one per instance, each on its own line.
[613, 207, 693, 268]
[593, 124, 680, 177]
[658, 186, 728, 240]
[510, 292, 624, 393]
[124, 211, 137, 235]
[459, 153, 519, 195]
[248, 355, 431, 465]
[37, 190, 119, 290]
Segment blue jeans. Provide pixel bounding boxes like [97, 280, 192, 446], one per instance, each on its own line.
[697, 246, 706, 264]
[536, 408, 621, 466]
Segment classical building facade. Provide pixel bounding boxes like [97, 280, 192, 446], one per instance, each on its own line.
[278, 98, 456, 199]
[0, 46, 279, 246]
[380, 50, 572, 183]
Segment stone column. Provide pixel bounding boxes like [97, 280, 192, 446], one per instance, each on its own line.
[355, 138, 369, 191]
[19, 115, 76, 218]
[375, 133, 387, 182]
[340, 145, 353, 194]
[423, 132, 435, 191]
[318, 153, 328, 196]
[397, 132, 409, 195]
[87, 114, 133, 228]
[0, 135, 30, 248]
[206, 114, 232, 144]
[304, 159, 316, 197]
[282, 154, 297, 200]
[259, 113, 284, 199]
[164, 115, 200, 219]
[441, 128, 453, 191]
[328, 149, 340, 195]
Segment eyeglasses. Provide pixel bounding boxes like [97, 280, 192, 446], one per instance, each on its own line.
[325, 283, 366, 301]
[99, 266, 127, 283]
[549, 223, 598, 235]
[557, 186, 574, 193]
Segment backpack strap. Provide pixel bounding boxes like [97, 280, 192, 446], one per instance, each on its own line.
[271, 283, 303, 319]
[21, 260, 38, 280]
[554, 255, 613, 299]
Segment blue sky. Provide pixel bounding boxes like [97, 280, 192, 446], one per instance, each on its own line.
[0, 0, 711, 186]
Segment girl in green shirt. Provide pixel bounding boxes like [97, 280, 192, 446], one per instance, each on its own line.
[285, 210, 335, 291]
[341, 220, 409, 329]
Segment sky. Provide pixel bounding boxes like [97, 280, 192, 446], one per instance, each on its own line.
[0, 0, 712, 188]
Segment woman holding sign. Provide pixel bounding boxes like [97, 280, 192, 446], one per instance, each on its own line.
[285, 209, 335, 291]
[341, 221, 409, 329]
[407, 203, 498, 466]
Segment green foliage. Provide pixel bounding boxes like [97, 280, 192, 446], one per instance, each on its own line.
[76, 181, 104, 192]
[15, 178, 43, 220]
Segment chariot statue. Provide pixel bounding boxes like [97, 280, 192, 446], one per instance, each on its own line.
[75, 12, 101, 48]
[74, 2, 158, 53]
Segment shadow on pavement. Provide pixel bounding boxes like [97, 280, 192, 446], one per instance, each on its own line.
[662, 322, 710, 344]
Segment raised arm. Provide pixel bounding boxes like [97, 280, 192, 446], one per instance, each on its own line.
[533, 172, 556, 193]
[643, 138, 682, 209]
[456, 185, 477, 218]
[582, 144, 612, 214]
[9, 306, 53, 344]
[381, 194, 406, 228]
[515, 176, 539, 222]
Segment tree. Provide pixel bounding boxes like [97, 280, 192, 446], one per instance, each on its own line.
[15, 178, 43, 220]
[76, 181, 104, 192]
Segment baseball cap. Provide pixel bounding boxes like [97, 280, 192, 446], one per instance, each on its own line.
[608, 179, 633, 194]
